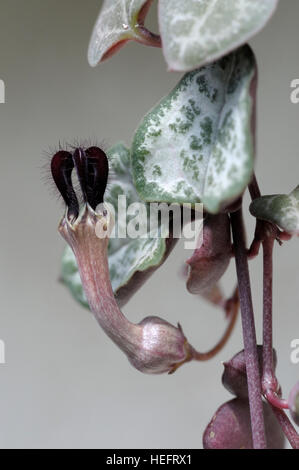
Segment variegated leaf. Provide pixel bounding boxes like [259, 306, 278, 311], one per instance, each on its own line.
[88, 0, 159, 67]
[159, 0, 279, 71]
[61, 143, 175, 309]
[131, 45, 256, 214]
[250, 186, 299, 236]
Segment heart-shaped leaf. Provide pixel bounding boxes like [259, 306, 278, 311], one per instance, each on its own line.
[250, 186, 299, 236]
[159, 0, 279, 71]
[61, 143, 177, 309]
[88, 0, 160, 67]
[203, 398, 285, 449]
[131, 45, 257, 214]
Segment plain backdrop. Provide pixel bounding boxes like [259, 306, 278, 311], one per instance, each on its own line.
[0, 0, 298, 449]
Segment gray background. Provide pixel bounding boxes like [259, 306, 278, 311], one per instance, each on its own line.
[0, 0, 298, 449]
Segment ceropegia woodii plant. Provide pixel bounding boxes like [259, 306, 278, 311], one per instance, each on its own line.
[48, 0, 299, 450]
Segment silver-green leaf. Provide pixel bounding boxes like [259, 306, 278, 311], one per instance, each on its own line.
[250, 186, 299, 236]
[61, 143, 175, 309]
[159, 0, 278, 71]
[88, 0, 157, 67]
[131, 45, 256, 214]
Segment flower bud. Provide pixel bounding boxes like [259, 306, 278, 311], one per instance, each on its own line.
[186, 214, 232, 297]
[203, 398, 285, 449]
[288, 382, 299, 426]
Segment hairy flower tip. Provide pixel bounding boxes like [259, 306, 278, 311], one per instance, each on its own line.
[203, 398, 285, 450]
[129, 317, 193, 375]
[222, 346, 277, 398]
[51, 150, 79, 219]
[72, 146, 109, 210]
[288, 383, 299, 426]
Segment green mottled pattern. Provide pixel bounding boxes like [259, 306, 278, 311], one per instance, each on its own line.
[132, 46, 256, 214]
[88, 0, 149, 66]
[159, 0, 278, 71]
[61, 143, 169, 309]
[250, 186, 299, 236]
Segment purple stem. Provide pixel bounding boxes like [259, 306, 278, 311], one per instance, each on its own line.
[249, 175, 289, 409]
[230, 209, 267, 449]
[137, 26, 162, 48]
[262, 238, 289, 409]
[248, 174, 261, 200]
[262, 238, 276, 389]
[137, 0, 162, 48]
[271, 406, 299, 449]
[249, 176, 299, 448]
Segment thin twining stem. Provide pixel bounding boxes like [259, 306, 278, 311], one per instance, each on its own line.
[191, 287, 239, 362]
[248, 173, 261, 200]
[137, 26, 162, 47]
[262, 237, 276, 392]
[271, 406, 299, 449]
[137, 0, 162, 48]
[262, 236, 289, 410]
[249, 175, 289, 410]
[231, 208, 267, 449]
